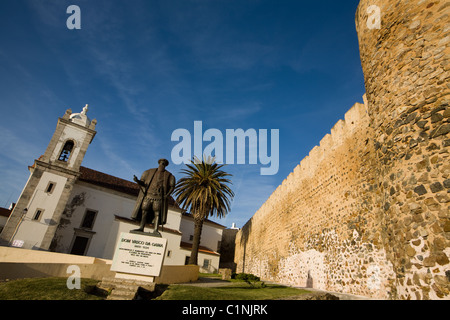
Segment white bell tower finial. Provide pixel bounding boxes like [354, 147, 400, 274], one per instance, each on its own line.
[81, 104, 88, 115]
[69, 104, 91, 127]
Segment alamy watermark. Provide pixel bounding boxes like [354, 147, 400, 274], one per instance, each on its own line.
[366, 5, 381, 30]
[171, 121, 279, 175]
[66, 265, 81, 289]
[66, 5, 81, 30]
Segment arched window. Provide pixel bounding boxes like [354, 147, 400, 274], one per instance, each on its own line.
[58, 140, 74, 162]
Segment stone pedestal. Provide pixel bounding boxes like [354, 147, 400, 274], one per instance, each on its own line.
[111, 232, 167, 280]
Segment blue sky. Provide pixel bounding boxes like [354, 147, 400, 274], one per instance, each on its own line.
[0, 0, 365, 228]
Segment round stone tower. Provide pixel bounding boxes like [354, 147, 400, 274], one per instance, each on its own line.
[356, 0, 449, 299]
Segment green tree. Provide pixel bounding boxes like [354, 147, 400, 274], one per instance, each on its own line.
[174, 157, 234, 265]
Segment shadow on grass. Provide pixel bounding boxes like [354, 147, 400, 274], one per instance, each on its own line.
[155, 282, 311, 300]
[213, 284, 288, 290]
[0, 278, 107, 300]
[84, 284, 110, 299]
[136, 284, 170, 300]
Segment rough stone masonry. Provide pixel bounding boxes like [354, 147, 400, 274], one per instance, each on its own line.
[234, 0, 450, 300]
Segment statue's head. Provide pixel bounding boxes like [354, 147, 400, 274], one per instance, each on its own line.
[158, 158, 169, 168]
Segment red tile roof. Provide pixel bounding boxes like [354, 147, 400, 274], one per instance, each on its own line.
[79, 166, 140, 196]
[78, 166, 180, 209]
[180, 241, 220, 256]
[32, 162, 224, 227]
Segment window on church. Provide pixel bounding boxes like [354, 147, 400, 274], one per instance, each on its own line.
[46, 182, 55, 194]
[58, 140, 74, 162]
[70, 236, 90, 256]
[33, 209, 43, 221]
[80, 209, 97, 229]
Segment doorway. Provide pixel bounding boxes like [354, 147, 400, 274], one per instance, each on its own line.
[70, 236, 89, 255]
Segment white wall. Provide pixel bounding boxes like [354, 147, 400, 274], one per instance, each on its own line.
[11, 172, 68, 249]
[179, 216, 224, 273]
[164, 209, 182, 232]
[179, 247, 221, 273]
[180, 217, 224, 252]
[54, 183, 136, 256]
[198, 253, 220, 273]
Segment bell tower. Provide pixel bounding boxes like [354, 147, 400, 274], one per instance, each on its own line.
[0, 106, 97, 250]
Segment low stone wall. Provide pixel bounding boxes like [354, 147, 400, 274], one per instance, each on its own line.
[0, 246, 110, 264]
[0, 262, 115, 281]
[0, 262, 199, 284]
[0, 246, 114, 281]
[0, 246, 199, 284]
[155, 265, 199, 284]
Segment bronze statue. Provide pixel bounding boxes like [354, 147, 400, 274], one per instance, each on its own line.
[131, 159, 176, 237]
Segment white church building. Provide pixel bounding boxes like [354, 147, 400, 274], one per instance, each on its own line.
[0, 106, 225, 273]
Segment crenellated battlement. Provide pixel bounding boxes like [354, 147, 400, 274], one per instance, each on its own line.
[249, 96, 370, 224]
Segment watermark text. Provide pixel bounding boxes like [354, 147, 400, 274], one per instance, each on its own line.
[171, 121, 279, 175]
[366, 5, 381, 30]
[66, 5, 81, 30]
[66, 265, 81, 289]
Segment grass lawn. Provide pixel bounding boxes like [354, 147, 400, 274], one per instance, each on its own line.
[0, 276, 310, 300]
[0, 277, 107, 300]
[155, 282, 310, 300]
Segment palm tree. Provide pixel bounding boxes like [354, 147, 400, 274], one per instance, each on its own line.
[173, 157, 234, 265]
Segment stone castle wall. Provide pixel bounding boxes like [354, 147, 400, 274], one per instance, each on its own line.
[235, 0, 449, 299]
[235, 99, 398, 299]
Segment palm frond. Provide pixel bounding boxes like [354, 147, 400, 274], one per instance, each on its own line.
[174, 157, 234, 221]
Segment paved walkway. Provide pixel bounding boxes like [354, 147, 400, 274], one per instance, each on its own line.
[281, 286, 374, 300]
[179, 277, 375, 300]
[179, 277, 236, 287]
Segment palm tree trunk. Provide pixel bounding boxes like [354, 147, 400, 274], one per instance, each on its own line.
[189, 216, 204, 265]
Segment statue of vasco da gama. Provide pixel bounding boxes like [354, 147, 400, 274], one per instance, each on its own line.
[131, 158, 176, 236]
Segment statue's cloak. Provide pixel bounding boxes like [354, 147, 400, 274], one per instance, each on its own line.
[131, 168, 175, 225]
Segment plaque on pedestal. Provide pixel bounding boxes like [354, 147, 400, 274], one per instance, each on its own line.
[111, 232, 167, 277]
